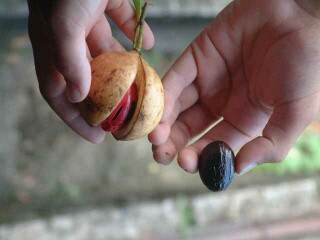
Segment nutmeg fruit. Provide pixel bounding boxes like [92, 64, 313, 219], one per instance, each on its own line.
[78, 50, 164, 141]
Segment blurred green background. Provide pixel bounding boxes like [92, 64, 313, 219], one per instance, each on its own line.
[0, 0, 320, 239]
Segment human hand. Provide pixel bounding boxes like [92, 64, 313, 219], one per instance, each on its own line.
[27, 0, 154, 143]
[149, 0, 320, 175]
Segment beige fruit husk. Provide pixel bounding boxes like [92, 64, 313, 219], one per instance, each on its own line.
[78, 50, 164, 141]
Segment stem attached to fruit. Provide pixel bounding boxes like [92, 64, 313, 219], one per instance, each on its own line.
[133, 2, 149, 53]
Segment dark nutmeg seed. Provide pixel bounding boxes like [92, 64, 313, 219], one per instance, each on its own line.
[199, 141, 235, 192]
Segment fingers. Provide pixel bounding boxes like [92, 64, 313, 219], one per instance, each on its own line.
[178, 119, 254, 173]
[152, 103, 218, 166]
[29, 13, 105, 143]
[153, 80, 273, 172]
[148, 47, 198, 146]
[150, 26, 234, 146]
[33, 0, 154, 103]
[49, 18, 90, 103]
[161, 47, 198, 122]
[106, 0, 154, 50]
[149, 50, 198, 147]
[29, 0, 104, 103]
[28, 0, 157, 143]
[55, 37, 90, 103]
[87, 15, 125, 58]
[236, 97, 319, 175]
[48, 92, 106, 143]
[148, 83, 199, 145]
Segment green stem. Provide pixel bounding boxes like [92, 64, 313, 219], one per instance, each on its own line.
[133, 3, 149, 53]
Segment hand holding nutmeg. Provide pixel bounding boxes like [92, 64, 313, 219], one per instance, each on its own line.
[79, 50, 164, 141]
[78, 3, 164, 141]
[28, 0, 156, 143]
[150, 0, 320, 187]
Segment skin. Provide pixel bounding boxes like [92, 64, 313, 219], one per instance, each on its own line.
[27, 0, 154, 143]
[28, 0, 320, 174]
[149, 0, 320, 174]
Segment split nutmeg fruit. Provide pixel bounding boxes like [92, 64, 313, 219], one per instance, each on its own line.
[78, 3, 164, 141]
[78, 51, 164, 140]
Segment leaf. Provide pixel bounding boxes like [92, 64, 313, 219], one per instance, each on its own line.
[133, 0, 143, 21]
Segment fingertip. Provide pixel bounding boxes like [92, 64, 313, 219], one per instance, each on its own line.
[66, 62, 91, 103]
[84, 126, 106, 144]
[178, 148, 199, 173]
[152, 150, 172, 166]
[53, 35, 91, 103]
[235, 137, 274, 175]
[142, 24, 155, 50]
[92, 131, 106, 144]
[142, 41, 154, 51]
[72, 116, 106, 143]
[237, 163, 258, 176]
[236, 144, 257, 174]
[152, 141, 176, 166]
[148, 122, 171, 145]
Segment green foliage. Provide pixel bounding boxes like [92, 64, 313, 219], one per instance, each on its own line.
[256, 128, 320, 175]
[51, 183, 82, 202]
[133, 0, 143, 20]
[176, 194, 197, 239]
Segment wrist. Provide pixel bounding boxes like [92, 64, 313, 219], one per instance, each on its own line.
[296, 0, 320, 19]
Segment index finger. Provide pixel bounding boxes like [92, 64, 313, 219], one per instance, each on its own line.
[106, 0, 155, 50]
[161, 47, 198, 122]
[148, 47, 197, 145]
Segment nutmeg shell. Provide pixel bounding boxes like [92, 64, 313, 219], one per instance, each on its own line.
[199, 141, 235, 192]
[78, 50, 164, 141]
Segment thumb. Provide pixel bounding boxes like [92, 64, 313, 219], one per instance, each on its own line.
[52, 32, 91, 103]
[48, 2, 93, 103]
[236, 97, 319, 175]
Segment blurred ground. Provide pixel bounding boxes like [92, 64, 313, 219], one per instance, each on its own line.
[1, 178, 320, 240]
[1, 0, 320, 239]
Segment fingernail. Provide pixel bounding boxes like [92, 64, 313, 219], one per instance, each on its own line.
[239, 163, 257, 176]
[67, 84, 82, 103]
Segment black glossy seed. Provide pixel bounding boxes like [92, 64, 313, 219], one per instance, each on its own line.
[199, 141, 235, 192]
